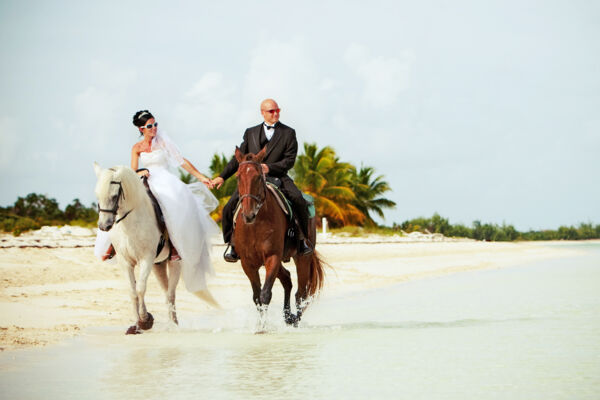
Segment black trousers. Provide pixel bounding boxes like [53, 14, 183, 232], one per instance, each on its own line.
[222, 177, 310, 244]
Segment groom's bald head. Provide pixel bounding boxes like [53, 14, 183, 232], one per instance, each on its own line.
[260, 98, 280, 125]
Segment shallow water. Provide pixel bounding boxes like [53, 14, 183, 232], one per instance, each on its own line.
[1, 243, 599, 399]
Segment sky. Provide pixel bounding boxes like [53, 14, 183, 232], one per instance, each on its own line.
[0, 0, 599, 230]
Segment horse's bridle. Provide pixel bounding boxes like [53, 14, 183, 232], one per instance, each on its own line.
[97, 180, 132, 225]
[238, 161, 267, 213]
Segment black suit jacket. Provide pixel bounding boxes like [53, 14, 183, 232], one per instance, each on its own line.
[220, 122, 298, 181]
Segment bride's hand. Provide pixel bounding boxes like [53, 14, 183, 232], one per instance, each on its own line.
[137, 169, 149, 178]
[200, 177, 214, 189]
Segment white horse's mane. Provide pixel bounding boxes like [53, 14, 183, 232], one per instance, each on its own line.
[113, 166, 147, 208]
[96, 165, 148, 210]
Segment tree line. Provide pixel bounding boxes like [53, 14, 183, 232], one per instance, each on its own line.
[395, 213, 600, 241]
[0, 194, 98, 236]
[2, 143, 598, 241]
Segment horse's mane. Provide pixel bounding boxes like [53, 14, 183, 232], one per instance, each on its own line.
[112, 166, 147, 207]
[96, 165, 147, 210]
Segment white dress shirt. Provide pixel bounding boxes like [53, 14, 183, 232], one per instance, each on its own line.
[263, 123, 276, 141]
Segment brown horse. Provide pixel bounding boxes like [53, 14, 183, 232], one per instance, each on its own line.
[233, 147, 325, 325]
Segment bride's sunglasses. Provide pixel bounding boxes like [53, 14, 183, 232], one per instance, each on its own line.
[142, 122, 158, 129]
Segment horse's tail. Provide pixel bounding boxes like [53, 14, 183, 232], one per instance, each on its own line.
[307, 250, 326, 297]
[194, 289, 221, 309]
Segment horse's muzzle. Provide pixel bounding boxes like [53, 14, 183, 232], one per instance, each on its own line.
[98, 220, 114, 232]
[242, 212, 257, 225]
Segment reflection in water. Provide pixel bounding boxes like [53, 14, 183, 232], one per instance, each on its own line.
[227, 336, 318, 399]
[98, 332, 322, 400]
[103, 346, 189, 399]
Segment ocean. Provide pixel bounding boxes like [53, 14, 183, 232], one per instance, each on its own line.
[1, 242, 599, 399]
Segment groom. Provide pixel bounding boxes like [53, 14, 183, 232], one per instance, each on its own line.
[212, 98, 313, 262]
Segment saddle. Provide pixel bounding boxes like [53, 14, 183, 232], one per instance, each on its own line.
[233, 179, 315, 262]
[140, 175, 170, 264]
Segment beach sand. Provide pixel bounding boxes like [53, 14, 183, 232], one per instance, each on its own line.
[0, 227, 582, 351]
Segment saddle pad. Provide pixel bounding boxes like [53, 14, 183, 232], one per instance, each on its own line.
[232, 185, 313, 228]
[232, 188, 291, 230]
[302, 193, 316, 218]
[266, 182, 293, 220]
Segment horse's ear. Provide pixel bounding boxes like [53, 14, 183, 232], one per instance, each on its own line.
[93, 162, 102, 178]
[235, 146, 243, 163]
[256, 146, 267, 163]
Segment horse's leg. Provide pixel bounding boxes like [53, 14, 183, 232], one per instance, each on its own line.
[261, 255, 282, 306]
[293, 255, 311, 322]
[277, 265, 296, 325]
[153, 261, 168, 292]
[135, 259, 154, 330]
[153, 261, 179, 325]
[123, 263, 141, 332]
[241, 261, 268, 329]
[241, 262, 262, 308]
[166, 260, 181, 325]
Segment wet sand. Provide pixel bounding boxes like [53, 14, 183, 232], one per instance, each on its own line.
[0, 228, 584, 350]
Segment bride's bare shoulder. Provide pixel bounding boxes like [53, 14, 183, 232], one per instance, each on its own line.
[132, 140, 144, 152]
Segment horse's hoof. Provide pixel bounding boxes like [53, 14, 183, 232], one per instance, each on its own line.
[126, 325, 141, 335]
[137, 312, 154, 330]
[284, 311, 298, 326]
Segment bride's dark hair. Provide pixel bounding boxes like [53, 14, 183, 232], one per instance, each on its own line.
[132, 110, 154, 128]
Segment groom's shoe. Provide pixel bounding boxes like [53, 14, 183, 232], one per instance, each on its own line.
[298, 239, 313, 256]
[224, 244, 239, 263]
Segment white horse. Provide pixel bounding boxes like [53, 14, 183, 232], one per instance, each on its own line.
[94, 163, 180, 334]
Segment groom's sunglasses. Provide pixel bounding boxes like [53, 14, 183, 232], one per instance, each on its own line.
[264, 108, 280, 114]
[142, 122, 158, 129]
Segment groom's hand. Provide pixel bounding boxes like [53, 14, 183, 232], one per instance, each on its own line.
[212, 177, 224, 189]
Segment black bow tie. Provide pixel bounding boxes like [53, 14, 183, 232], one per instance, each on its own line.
[264, 124, 276, 130]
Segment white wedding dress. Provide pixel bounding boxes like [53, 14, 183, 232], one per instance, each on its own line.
[95, 131, 220, 293]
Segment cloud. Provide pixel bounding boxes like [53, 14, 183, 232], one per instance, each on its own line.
[241, 36, 324, 126]
[172, 71, 238, 136]
[61, 62, 141, 162]
[167, 37, 346, 170]
[345, 43, 415, 107]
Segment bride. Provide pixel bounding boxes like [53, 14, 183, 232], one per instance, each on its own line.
[95, 110, 219, 293]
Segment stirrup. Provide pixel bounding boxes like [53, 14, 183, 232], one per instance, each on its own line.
[298, 239, 313, 256]
[223, 243, 239, 263]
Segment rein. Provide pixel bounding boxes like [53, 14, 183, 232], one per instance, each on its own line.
[238, 161, 267, 213]
[98, 180, 133, 225]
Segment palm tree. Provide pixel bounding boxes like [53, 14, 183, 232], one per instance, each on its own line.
[293, 143, 364, 227]
[178, 169, 197, 184]
[208, 153, 237, 223]
[350, 166, 396, 226]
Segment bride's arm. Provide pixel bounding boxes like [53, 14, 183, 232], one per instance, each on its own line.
[131, 144, 149, 177]
[181, 158, 213, 188]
